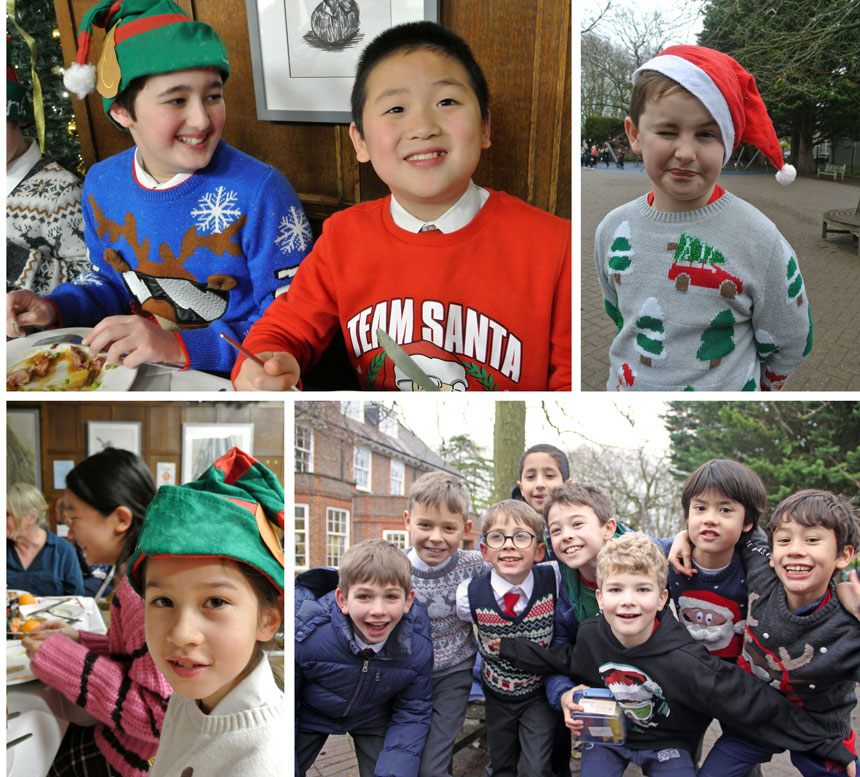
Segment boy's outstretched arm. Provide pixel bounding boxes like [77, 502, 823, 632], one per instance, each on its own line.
[837, 569, 860, 623]
[497, 637, 574, 677]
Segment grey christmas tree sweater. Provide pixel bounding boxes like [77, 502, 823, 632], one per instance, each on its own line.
[594, 192, 812, 391]
[409, 549, 490, 679]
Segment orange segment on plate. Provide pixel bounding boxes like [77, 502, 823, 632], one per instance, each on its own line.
[17, 593, 36, 605]
[20, 619, 42, 633]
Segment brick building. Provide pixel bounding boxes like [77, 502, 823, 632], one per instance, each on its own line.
[294, 401, 480, 571]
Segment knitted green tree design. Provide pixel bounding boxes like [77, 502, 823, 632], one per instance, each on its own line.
[607, 221, 633, 283]
[803, 306, 814, 357]
[605, 290, 623, 333]
[675, 233, 726, 267]
[697, 309, 736, 369]
[785, 243, 804, 306]
[754, 328, 779, 360]
[634, 297, 666, 366]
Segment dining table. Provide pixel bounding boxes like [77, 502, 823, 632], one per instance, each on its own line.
[6, 596, 108, 777]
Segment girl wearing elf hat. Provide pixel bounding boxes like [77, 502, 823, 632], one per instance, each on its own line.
[6, 0, 311, 376]
[594, 44, 813, 392]
[23, 448, 172, 777]
[127, 447, 285, 776]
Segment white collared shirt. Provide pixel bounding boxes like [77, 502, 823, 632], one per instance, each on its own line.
[407, 547, 451, 572]
[455, 561, 561, 622]
[6, 137, 42, 196]
[353, 632, 386, 654]
[389, 180, 489, 233]
[133, 149, 193, 190]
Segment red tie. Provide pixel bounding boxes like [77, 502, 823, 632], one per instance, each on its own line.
[503, 591, 520, 616]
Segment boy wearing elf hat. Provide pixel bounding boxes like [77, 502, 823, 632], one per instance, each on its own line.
[127, 447, 285, 776]
[7, 37, 91, 296]
[5, 0, 311, 375]
[595, 45, 812, 392]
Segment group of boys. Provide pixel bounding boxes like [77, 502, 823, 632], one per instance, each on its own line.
[296, 447, 860, 777]
[5, 0, 570, 391]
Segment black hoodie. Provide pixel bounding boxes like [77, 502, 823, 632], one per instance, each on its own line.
[499, 607, 854, 766]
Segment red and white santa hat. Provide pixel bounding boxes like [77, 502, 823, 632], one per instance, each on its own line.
[633, 45, 796, 185]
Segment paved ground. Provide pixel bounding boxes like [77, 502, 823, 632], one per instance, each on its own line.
[580, 165, 860, 391]
[307, 686, 860, 776]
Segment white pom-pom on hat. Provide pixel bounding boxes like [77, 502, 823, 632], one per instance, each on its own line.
[775, 164, 796, 186]
[63, 61, 96, 99]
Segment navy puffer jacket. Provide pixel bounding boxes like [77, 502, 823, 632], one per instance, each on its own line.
[295, 567, 433, 777]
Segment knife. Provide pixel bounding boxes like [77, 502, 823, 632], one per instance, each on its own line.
[375, 328, 439, 392]
[7, 732, 32, 749]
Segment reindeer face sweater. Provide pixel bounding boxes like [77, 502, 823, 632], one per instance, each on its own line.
[233, 191, 572, 391]
[594, 193, 812, 391]
[45, 141, 311, 372]
[29, 575, 172, 777]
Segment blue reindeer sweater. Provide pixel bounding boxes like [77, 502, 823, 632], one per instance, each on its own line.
[46, 141, 311, 373]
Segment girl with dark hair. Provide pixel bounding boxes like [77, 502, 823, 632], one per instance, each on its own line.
[22, 448, 171, 777]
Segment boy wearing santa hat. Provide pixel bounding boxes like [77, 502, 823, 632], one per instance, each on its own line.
[595, 45, 812, 392]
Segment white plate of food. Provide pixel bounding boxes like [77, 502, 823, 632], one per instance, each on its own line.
[6, 643, 37, 685]
[6, 327, 136, 392]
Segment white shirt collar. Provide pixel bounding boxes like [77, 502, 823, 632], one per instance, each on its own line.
[206, 650, 282, 715]
[489, 569, 534, 602]
[354, 633, 386, 653]
[133, 148, 193, 190]
[389, 181, 489, 233]
[407, 547, 450, 572]
[6, 137, 43, 196]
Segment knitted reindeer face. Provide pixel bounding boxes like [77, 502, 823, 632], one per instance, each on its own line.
[90, 194, 241, 329]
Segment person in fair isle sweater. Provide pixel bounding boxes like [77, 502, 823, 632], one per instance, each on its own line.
[127, 448, 285, 777]
[5, 0, 310, 374]
[595, 45, 811, 391]
[457, 500, 561, 777]
[699, 490, 860, 777]
[6, 39, 91, 296]
[21, 449, 171, 777]
[403, 470, 489, 777]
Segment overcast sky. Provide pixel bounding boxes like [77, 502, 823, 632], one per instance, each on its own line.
[584, 0, 705, 48]
[383, 397, 672, 459]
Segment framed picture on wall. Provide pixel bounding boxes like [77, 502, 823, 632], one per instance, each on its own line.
[87, 421, 142, 457]
[181, 423, 254, 484]
[7, 408, 41, 489]
[246, 0, 439, 122]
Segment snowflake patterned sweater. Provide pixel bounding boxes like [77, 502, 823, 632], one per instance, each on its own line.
[233, 190, 572, 391]
[409, 549, 490, 678]
[594, 192, 812, 391]
[7, 147, 91, 295]
[467, 565, 557, 701]
[739, 538, 860, 740]
[45, 140, 311, 373]
[29, 575, 172, 777]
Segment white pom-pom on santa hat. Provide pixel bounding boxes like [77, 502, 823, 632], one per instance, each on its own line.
[64, 61, 96, 100]
[775, 163, 796, 185]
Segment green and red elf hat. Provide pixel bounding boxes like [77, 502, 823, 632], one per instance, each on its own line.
[7, 35, 35, 125]
[63, 0, 229, 116]
[127, 447, 284, 596]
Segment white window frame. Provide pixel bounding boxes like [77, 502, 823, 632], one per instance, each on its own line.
[353, 446, 372, 491]
[383, 530, 408, 549]
[389, 459, 405, 496]
[294, 424, 313, 473]
[326, 507, 350, 566]
[295, 504, 308, 569]
[341, 401, 363, 422]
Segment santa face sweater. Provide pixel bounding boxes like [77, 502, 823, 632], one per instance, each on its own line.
[7, 153, 91, 296]
[148, 650, 285, 777]
[233, 190, 572, 391]
[29, 575, 172, 777]
[498, 610, 854, 765]
[740, 537, 860, 739]
[594, 193, 812, 391]
[467, 565, 556, 701]
[409, 548, 490, 678]
[45, 141, 311, 373]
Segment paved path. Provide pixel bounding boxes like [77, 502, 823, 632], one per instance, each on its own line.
[306, 686, 860, 775]
[580, 167, 860, 391]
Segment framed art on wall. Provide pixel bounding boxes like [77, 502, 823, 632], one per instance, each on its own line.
[7, 408, 41, 489]
[246, 0, 439, 122]
[181, 423, 254, 484]
[87, 421, 142, 456]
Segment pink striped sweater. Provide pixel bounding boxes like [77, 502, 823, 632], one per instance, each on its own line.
[30, 575, 172, 777]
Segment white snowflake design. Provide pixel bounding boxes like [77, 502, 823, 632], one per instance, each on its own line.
[72, 271, 105, 287]
[191, 186, 242, 234]
[275, 206, 312, 254]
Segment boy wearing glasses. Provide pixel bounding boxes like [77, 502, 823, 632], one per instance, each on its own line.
[456, 500, 561, 777]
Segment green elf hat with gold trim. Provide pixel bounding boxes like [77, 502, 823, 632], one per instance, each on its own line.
[63, 0, 229, 118]
[7, 36, 34, 125]
[127, 447, 284, 596]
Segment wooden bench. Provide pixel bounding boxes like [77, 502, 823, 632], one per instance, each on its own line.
[817, 163, 847, 181]
[822, 196, 860, 255]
